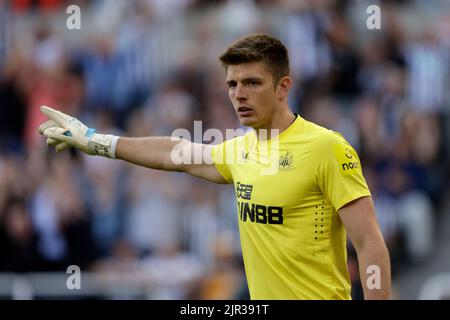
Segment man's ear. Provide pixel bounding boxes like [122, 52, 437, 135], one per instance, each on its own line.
[276, 76, 292, 100]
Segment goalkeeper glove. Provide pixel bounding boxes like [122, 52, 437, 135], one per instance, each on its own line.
[38, 105, 119, 159]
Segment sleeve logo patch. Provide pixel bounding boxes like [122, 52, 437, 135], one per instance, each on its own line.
[333, 143, 361, 175]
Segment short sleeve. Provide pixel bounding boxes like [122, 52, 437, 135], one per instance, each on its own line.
[211, 142, 234, 184]
[313, 132, 371, 211]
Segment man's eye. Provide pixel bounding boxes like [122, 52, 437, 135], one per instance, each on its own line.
[228, 83, 236, 89]
[248, 81, 260, 86]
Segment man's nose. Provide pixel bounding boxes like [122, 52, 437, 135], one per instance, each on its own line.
[235, 84, 247, 101]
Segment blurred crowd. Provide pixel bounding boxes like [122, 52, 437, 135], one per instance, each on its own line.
[1, 0, 450, 299]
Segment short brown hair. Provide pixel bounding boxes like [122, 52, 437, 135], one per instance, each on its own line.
[219, 33, 290, 84]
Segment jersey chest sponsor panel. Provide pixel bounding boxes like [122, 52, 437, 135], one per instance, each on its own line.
[212, 116, 370, 299]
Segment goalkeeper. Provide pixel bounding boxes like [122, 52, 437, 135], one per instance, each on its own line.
[38, 34, 391, 300]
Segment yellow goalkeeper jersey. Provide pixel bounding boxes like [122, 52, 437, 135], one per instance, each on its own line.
[211, 115, 371, 300]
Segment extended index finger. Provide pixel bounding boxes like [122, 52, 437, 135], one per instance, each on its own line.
[40, 105, 71, 127]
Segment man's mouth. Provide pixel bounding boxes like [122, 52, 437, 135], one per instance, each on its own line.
[237, 106, 253, 116]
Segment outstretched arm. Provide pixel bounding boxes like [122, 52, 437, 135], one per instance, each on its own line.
[38, 106, 228, 184]
[115, 137, 227, 183]
[338, 196, 391, 300]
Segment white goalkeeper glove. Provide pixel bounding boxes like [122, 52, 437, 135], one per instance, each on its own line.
[38, 105, 119, 159]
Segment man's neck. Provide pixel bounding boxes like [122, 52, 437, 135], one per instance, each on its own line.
[254, 108, 296, 141]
